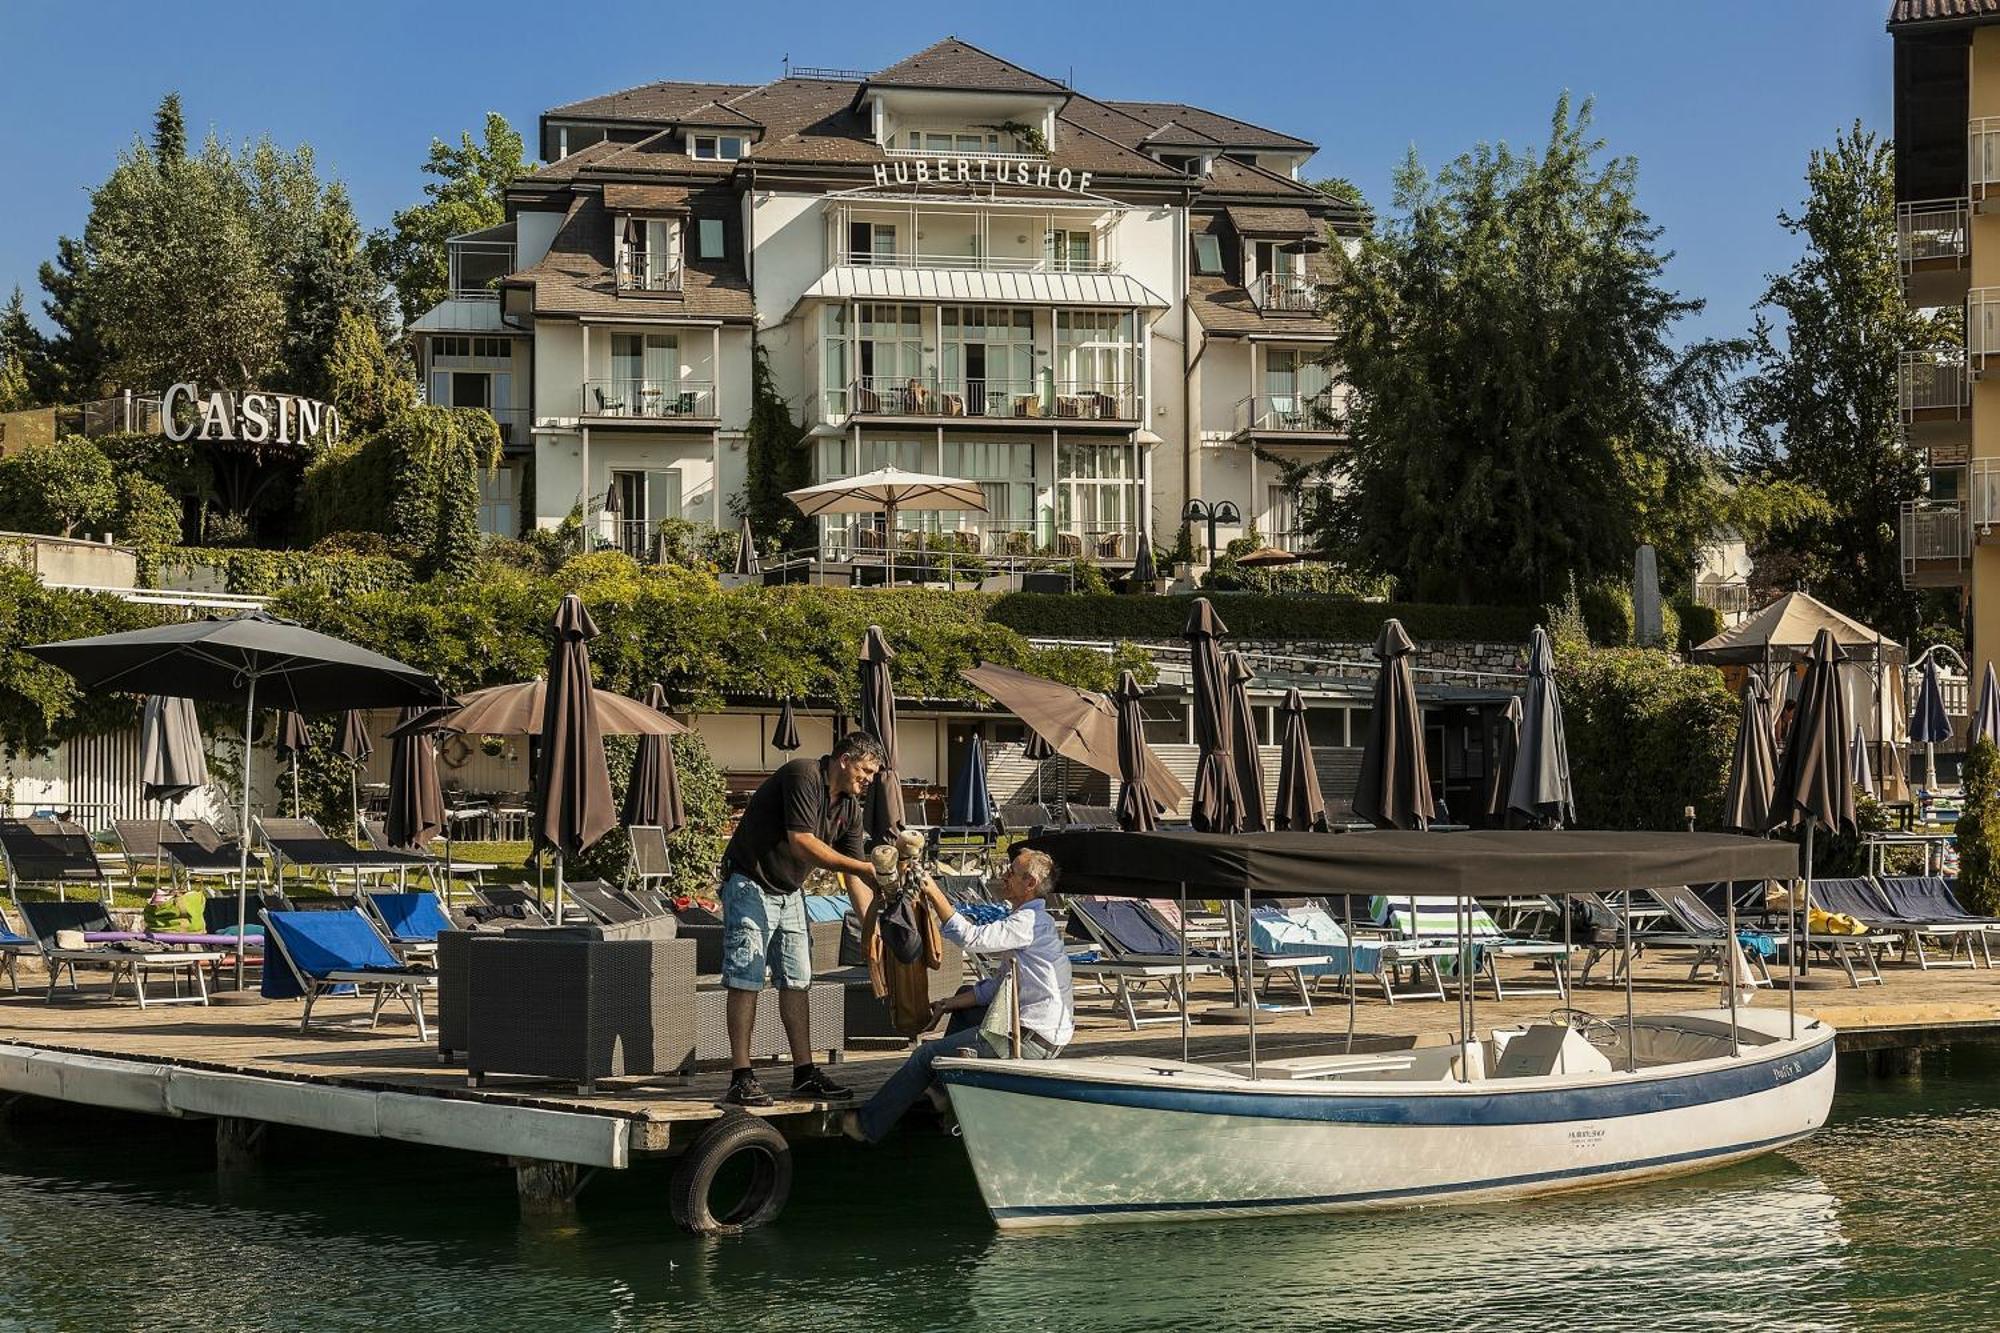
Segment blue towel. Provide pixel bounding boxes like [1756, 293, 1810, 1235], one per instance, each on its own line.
[802, 894, 851, 925]
[366, 892, 451, 942]
[960, 902, 1010, 925]
[1250, 906, 1382, 977]
[261, 908, 401, 1000]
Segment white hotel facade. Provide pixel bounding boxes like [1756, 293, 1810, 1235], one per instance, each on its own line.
[411, 38, 1360, 561]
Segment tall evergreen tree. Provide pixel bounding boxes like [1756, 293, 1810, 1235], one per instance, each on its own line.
[0, 289, 46, 410]
[1310, 96, 1743, 604]
[370, 114, 529, 327]
[1738, 124, 1955, 641]
[734, 343, 813, 550]
[35, 235, 111, 401]
[153, 91, 186, 162]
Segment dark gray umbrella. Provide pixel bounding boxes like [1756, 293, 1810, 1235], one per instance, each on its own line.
[771, 698, 801, 753]
[1225, 651, 1266, 832]
[1974, 663, 2000, 751]
[1272, 687, 1326, 832]
[337, 709, 373, 840]
[1508, 626, 1575, 828]
[275, 710, 309, 818]
[140, 694, 207, 887]
[1130, 528, 1158, 585]
[1113, 670, 1161, 832]
[1021, 725, 1054, 805]
[1352, 618, 1434, 830]
[536, 594, 617, 917]
[622, 682, 687, 833]
[1721, 674, 1778, 834]
[27, 610, 445, 990]
[385, 704, 445, 852]
[735, 514, 761, 576]
[859, 624, 905, 838]
[1910, 656, 1951, 789]
[1770, 626, 1854, 985]
[1482, 697, 1523, 826]
[1185, 598, 1244, 833]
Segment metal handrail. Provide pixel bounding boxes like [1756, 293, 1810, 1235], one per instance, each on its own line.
[1897, 199, 1970, 267]
[883, 146, 1047, 164]
[834, 246, 1117, 273]
[1972, 118, 2000, 191]
[1253, 271, 1320, 312]
[581, 378, 716, 419]
[844, 376, 1135, 420]
[1900, 499, 1971, 582]
[1234, 390, 1347, 433]
[1899, 349, 1970, 413]
[615, 254, 685, 294]
[1969, 290, 2000, 361]
[1025, 637, 1530, 691]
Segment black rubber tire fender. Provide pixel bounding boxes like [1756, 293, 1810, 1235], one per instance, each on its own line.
[668, 1112, 793, 1235]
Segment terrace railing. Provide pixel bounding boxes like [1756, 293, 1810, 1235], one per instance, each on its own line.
[844, 376, 1136, 421]
[615, 254, 685, 295]
[1234, 391, 1347, 434]
[1897, 199, 1970, 269]
[581, 378, 716, 420]
[1899, 349, 1970, 416]
[1253, 271, 1320, 313]
[1900, 499, 1971, 583]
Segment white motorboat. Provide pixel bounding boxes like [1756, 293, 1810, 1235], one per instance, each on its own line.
[938, 1006, 1834, 1229]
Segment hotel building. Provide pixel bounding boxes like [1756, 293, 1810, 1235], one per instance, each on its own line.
[408, 37, 1360, 561]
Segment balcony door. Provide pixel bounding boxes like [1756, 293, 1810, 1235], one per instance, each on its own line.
[610, 333, 678, 416]
[940, 307, 1033, 415]
[855, 305, 922, 409]
[849, 221, 898, 266]
[1056, 310, 1135, 404]
[1056, 441, 1137, 549]
[610, 469, 683, 558]
[625, 218, 678, 289]
[1263, 348, 1330, 426]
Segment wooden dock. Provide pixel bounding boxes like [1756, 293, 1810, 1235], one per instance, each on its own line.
[0, 952, 1994, 1218]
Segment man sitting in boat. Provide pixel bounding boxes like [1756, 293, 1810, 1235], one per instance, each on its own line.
[845, 846, 1075, 1143]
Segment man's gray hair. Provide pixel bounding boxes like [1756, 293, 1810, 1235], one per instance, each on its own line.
[1013, 847, 1058, 894]
[832, 731, 887, 765]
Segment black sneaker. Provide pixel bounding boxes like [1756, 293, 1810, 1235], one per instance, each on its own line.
[791, 1066, 853, 1101]
[720, 1072, 774, 1108]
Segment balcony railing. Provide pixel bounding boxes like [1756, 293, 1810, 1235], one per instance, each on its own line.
[1901, 500, 1971, 583]
[1253, 271, 1320, 313]
[843, 376, 1136, 421]
[447, 240, 515, 300]
[1898, 199, 1970, 269]
[581, 378, 716, 420]
[1970, 291, 2000, 365]
[615, 254, 685, 295]
[1694, 581, 1753, 615]
[1234, 391, 1347, 434]
[832, 244, 1117, 274]
[1973, 118, 2000, 197]
[1900, 349, 1971, 415]
[1974, 459, 2000, 528]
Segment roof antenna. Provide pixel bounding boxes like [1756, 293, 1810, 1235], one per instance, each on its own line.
[783, 53, 791, 78]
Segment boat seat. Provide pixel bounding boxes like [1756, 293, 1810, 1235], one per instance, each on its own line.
[1214, 1053, 1418, 1081]
[1493, 1024, 1612, 1078]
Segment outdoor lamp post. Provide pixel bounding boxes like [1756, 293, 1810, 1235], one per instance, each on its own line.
[1182, 499, 1240, 564]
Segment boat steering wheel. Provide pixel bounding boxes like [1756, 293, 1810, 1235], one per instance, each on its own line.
[1547, 1007, 1623, 1050]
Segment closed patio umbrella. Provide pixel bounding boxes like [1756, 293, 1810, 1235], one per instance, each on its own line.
[1352, 618, 1434, 831]
[1973, 663, 2000, 752]
[274, 710, 310, 818]
[1851, 722, 1878, 801]
[947, 734, 996, 828]
[735, 514, 761, 577]
[1770, 627, 1855, 993]
[1482, 697, 1522, 826]
[622, 683, 687, 833]
[1185, 598, 1244, 834]
[1021, 726, 1055, 806]
[1508, 626, 1575, 828]
[536, 594, 618, 920]
[385, 704, 445, 852]
[859, 624, 904, 838]
[1225, 651, 1266, 832]
[140, 694, 207, 887]
[337, 709, 373, 840]
[1113, 671, 1161, 832]
[1721, 675, 1777, 835]
[1130, 528, 1158, 586]
[1272, 687, 1327, 833]
[1909, 656, 1951, 790]
[770, 698, 801, 753]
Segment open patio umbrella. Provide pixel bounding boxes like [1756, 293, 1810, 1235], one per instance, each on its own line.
[400, 679, 687, 739]
[1113, 671, 1162, 832]
[337, 709, 373, 839]
[1130, 528, 1158, 586]
[1021, 727, 1055, 805]
[536, 595, 617, 920]
[28, 610, 446, 990]
[1973, 662, 2000, 752]
[961, 664, 1187, 810]
[622, 683, 687, 833]
[859, 624, 904, 838]
[1770, 627, 1855, 988]
[1185, 598, 1244, 834]
[274, 710, 309, 818]
[385, 704, 445, 851]
[1272, 687, 1327, 833]
[770, 698, 801, 753]
[785, 467, 987, 585]
[1482, 697, 1523, 826]
[1851, 722, 1878, 801]
[1910, 655, 1951, 790]
[1232, 546, 1299, 568]
[735, 514, 761, 577]
[1225, 651, 1267, 832]
[947, 734, 996, 829]
[140, 694, 207, 887]
[1353, 618, 1434, 832]
[1508, 626, 1575, 828]
[1721, 675, 1777, 834]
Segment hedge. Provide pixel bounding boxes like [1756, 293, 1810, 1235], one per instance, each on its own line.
[1674, 601, 1724, 651]
[986, 593, 1542, 644]
[1558, 646, 1736, 831]
[140, 547, 412, 599]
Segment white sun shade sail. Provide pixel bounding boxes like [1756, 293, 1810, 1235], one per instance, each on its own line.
[785, 467, 990, 518]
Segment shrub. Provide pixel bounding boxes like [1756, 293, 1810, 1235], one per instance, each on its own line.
[1557, 645, 1737, 830]
[142, 546, 411, 598]
[653, 516, 740, 572]
[986, 593, 1538, 644]
[114, 474, 184, 546]
[1958, 738, 2000, 915]
[1674, 601, 1724, 652]
[0, 436, 117, 538]
[1579, 580, 1635, 647]
[1201, 559, 1393, 597]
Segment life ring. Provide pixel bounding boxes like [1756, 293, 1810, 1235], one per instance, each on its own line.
[439, 735, 472, 769]
[667, 1112, 792, 1234]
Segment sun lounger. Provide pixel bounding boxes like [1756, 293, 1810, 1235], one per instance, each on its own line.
[565, 879, 649, 927]
[1831, 876, 1994, 970]
[625, 825, 672, 896]
[16, 899, 221, 1007]
[996, 803, 1055, 833]
[256, 817, 418, 893]
[1367, 894, 1571, 1000]
[259, 907, 436, 1039]
[1798, 879, 1934, 979]
[363, 891, 453, 957]
[1059, 803, 1119, 829]
[1069, 895, 1329, 1016]
[469, 885, 553, 926]
[0, 821, 106, 900]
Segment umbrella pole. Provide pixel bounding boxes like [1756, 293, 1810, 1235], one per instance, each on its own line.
[1726, 885, 1741, 1059]
[1621, 889, 1635, 1074]
[292, 762, 301, 819]
[1243, 886, 1257, 1076]
[1178, 880, 1189, 1066]
[1802, 823, 1814, 979]
[235, 679, 257, 993]
[350, 765, 359, 842]
[1345, 894, 1356, 1054]
[554, 849, 565, 925]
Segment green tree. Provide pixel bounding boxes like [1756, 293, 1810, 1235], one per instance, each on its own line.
[114, 474, 185, 546]
[321, 308, 415, 433]
[153, 91, 186, 162]
[732, 342, 813, 551]
[0, 289, 43, 410]
[1958, 737, 2000, 915]
[370, 114, 529, 327]
[1309, 96, 1743, 605]
[1738, 124, 1954, 641]
[35, 235, 111, 401]
[0, 437, 118, 538]
[382, 405, 502, 576]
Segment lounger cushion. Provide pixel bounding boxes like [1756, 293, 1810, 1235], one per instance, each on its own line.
[368, 892, 452, 942]
[262, 908, 411, 999]
[143, 889, 206, 934]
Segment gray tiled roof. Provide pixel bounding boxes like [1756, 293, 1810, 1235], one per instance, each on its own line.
[1890, 0, 2000, 22]
[1107, 101, 1315, 152]
[868, 37, 1067, 92]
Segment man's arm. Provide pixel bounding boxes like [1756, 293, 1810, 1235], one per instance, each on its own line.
[786, 829, 874, 881]
[918, 876, 1036, 954]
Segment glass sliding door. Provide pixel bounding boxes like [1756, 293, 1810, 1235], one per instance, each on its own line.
[608, 333, 679, 418]
[941, 439, 1035, 550]
[855, 305, 923, 412]
[1056, 310, 1136, 415]
[939, 307, 1034, 416]
[1057, 441, 1137, 555]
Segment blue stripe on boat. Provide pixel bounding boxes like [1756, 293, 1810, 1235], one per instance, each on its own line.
[987, 1129, 1815, 1220]
[940, 1033, 1833, 1127]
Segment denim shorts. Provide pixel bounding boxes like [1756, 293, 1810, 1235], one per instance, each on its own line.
[720, 872, 813, 991]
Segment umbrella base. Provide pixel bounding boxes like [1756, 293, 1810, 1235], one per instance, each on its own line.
[1790, 976, 1849, 992]
[208, 989, 275, 1007]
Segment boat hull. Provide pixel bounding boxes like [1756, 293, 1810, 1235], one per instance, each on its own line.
[937, 1014, 1837, 1229]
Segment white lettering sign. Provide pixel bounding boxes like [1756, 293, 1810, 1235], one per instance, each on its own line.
[162, 383, 341, 447]
[870, 160, 1093, 195]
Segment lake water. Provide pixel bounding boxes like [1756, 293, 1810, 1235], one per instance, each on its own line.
[1, 1047, 1998, 1332]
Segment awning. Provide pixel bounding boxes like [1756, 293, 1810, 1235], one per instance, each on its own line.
[407, 299, 528, 335]
[802, 265, 1167, 310]
[1021, 828, 1799, 899]
[1689, 590, 1900, 666]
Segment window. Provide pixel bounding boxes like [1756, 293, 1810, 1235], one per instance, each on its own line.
[607, 470, 685, 557]
[1057, 440, 1139, 540]
[1159, 153, 1200, 174]
[939, 306, 1034, 413]
[854, 304, 923, 402]
[696, 217, 725, 260]
[689, 134, 745, 161]
[1192, 233, 1224, 275]
[1056, 310, 1135, 397]
[472, 337, 510, 360]
[1263, 347, 1333, 425]
[620, 216, 680, 290]
[477, 466, 516, 538]
[1046, 229, 1092, 272]
[902, 130, 1003, 154]
[432, 336, 469, 360]
[822, 305, 849, 417]
[941, 440, 1035, 534]
[600, 333, 678, 416]
[848, 220, 897, 265]
[432, 335, 511, 366]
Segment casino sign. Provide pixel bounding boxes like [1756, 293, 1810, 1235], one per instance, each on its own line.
[161, 383, 341, 447]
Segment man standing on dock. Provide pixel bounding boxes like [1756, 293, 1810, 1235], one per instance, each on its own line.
[716, 732, 886, 1108]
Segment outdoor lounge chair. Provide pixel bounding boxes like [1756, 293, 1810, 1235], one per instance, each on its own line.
[363, 891, 454, 957]
[15, 899, 222, 1007]
[469, 885, 554, 926]
[1366, 894, 1571, 1000]
[1059, 803, 1118, 829]
[113, 819, 247, 889]
[1067, 895, 1330, 1018]
[1820, 876, 1992, 971]
[996, 803, 1055, 834]
[256, 817, 418, 893]
[259, 907, 436, 1039]
[0, 820, 107, 901]
[566, 879, 649, 927]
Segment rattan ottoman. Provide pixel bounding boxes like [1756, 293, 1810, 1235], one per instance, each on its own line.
[692, 980, 845, 1066]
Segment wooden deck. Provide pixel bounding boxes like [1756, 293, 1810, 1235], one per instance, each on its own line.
[0, 948, 1995, 1170]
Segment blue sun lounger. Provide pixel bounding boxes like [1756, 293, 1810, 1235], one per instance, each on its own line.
[260, 907, 435, 1039]
[363, 891, 453, 955]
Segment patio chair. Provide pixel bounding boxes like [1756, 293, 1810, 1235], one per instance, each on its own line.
[259, 906, 436, 1039]
[15, 898, 221, 1007]
[0, 902, 38, 992]
[363, 891, 454, 958]
[256, 817, 416, 893]
[626, 825, 672, 897]
[591, 385, 627, 415]
[1366, 893, 1570, 1000]
[0, 820, 106, 901]
[1824, 876, 1992, 971]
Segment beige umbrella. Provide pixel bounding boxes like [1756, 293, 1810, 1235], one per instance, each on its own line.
[785, 466, 987, 583]
[961, 662, 1188, 809]
[1232, 546, 1300, 568]
[399, 679, 689, 739]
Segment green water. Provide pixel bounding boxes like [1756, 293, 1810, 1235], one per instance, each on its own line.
[0, 1048, 1998, 1332]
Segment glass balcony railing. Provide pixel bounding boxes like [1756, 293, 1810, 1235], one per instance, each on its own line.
[581, 378, 716, 420]
[1234, 391, 1347, 434]
[843, 376, 1136, 421]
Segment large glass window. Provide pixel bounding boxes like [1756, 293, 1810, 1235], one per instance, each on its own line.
[1046, 229, 1093, 272]
[1263, 347, 1334, 425]
[854, 304, 923, 410]
[939, 307, 1035, 414]
[607, 469, 685, 558]
[478, 466, 516, 538]
[621, 217, 679, 289]
[941, 440, 1035, 535]
[848, 220, 897, 265]
[1057, 441, 1138, 540]
[690, 135, 746, 161]
[1056, 310, 1136, 397]
[821, 305, 849, 418]
[602, 333, 678, 417]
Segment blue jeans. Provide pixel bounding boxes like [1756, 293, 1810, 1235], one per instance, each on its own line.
[719, 873, 812, 991]
[855, 989, 1052, 1143]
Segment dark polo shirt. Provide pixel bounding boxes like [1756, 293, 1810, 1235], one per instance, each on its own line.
[723, 756, 864, 893]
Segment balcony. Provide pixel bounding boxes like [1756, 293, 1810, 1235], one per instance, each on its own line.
[1970, 290, 2000, 372]
[1693, 580, 1753, 616]
[1898, 199, 1971, 307]
[1233, 390, 1348, 438]
[615, 254, 684, 296]
[1900, 349, 1970, 463]
[1901, 499, 1971, 588]
[1972, 118, 2000, 204]
[821, 516, 1142, 562]
[1252, 271, 1320, 314]
[831, 243, 1117, 275]
[580, 378, 716, 422]
[840, 376, 1136, 423]
[447, 238, 515, 301]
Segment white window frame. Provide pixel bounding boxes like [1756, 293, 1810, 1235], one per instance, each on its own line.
[689, 134, 746, 161]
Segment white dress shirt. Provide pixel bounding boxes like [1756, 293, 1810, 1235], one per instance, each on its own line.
[941, 898, 1075, 1049]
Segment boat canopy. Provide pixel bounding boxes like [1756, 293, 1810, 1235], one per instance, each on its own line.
[1021, 829, 1798, 899]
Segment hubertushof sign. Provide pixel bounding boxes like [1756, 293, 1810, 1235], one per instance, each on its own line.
[161, 383, 341, 447]
[871, 159, 1094, 194]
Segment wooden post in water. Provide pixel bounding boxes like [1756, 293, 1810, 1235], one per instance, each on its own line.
[513, 1157, 582, 1216]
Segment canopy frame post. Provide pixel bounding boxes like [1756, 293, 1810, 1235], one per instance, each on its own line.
[1621, 888, 1636, 1074]
[1726, 882, 1741, 1058]
[1242, 886, 1257, 1076]
[234, 677, 258, 992]
[1178, 880, 1189, 1066]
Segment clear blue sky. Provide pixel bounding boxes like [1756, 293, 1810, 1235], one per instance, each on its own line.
[0, 0, 1893, 346]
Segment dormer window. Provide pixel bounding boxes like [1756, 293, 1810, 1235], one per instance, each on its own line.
[618, 216, 683, 294]
[690, 134, 746, 161]
[1192, 233, 1224, 276]
[901, 129, 1004, 155]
